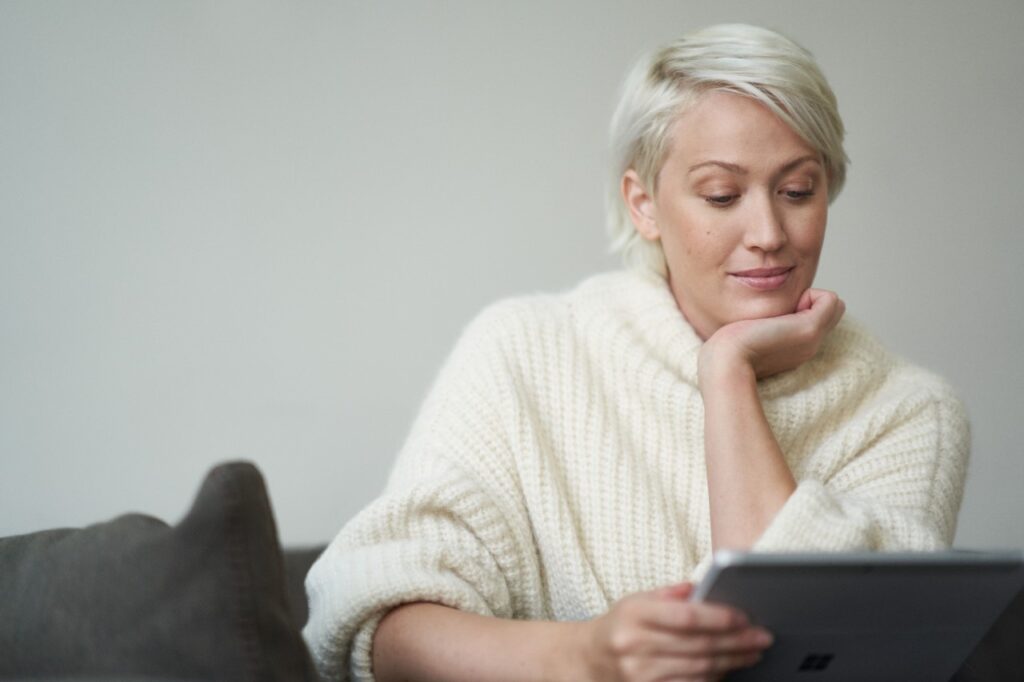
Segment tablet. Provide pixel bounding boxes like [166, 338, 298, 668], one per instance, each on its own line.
[690, 550, 1024, 681]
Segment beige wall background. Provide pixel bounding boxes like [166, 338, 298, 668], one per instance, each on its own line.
[2, 0, 1022, 549]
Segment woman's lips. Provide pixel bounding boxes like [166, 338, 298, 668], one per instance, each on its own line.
[729, 266, 794, 291]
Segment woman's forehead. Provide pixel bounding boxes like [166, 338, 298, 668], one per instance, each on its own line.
[666, 91, 818, 172]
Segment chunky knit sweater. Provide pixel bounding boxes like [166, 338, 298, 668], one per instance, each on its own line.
[303, 269, 969, 681]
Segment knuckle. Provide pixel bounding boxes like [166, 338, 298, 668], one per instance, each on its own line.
[722, 608, 743, 628]
[749, 629, 770, 647]
[713, 608, 736, 630]
[609, 628, 637, 655]
[687, 656, 714, 674]
[675, 606, 697, 629]
[612, 599, 637, 623]
[692, 633, 714, 652]
[620, 656, 644, 678]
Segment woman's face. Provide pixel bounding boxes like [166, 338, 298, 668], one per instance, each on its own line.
[623, 90, 829, 340]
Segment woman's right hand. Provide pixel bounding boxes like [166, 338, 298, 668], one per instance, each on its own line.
[576, 583, 772, 682]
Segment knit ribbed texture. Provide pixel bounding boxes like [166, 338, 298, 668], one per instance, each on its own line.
[302, 269, 969, 681]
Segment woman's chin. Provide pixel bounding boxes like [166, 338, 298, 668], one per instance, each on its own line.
[729, 295, 802, 322]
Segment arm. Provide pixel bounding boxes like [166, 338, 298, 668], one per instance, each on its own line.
[373, 602, 578, 682]
[373, 586, 771, 682]
[306, 302, 773, 682]
[751, 389, 969, 552]
[698, 289, 844, 551]
[700, 358, 796, 551]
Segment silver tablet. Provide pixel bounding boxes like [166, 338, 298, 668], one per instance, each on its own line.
[690, 550, 1024, 681]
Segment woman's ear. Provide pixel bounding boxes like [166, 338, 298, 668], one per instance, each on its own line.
[621, 170, 660, 241]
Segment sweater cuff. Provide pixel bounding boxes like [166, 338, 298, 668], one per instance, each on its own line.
[350, 614, 385, 682]
[753, 480, 872, 552]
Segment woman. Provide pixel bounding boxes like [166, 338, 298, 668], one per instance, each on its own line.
[304, 23, 969, 682]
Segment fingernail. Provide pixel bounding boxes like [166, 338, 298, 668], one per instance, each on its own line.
[756, 630, 774, 646]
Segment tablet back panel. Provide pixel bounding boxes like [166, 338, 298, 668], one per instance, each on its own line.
[693, 551, 1024, 682]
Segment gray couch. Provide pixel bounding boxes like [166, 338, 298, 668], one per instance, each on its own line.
[0, 461, 1020, 681]
[0, 462, 323, 681]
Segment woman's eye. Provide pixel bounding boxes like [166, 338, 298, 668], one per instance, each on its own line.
[783, 189, 815, 200]
[704, 194, 737, 207]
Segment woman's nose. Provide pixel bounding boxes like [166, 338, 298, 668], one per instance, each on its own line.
[743, 193, 788, 252]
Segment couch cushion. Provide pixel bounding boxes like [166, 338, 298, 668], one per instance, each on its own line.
[0, 461, 316, 681]
[282, 545, 326, 632]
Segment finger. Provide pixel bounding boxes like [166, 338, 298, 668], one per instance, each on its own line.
[641, 599, 749, 633]
[816, 294, 845, 335]
[802, 290, 843, 332]
[831, 297, 847, 328]
[617, 624, 773, 657]
[701, 649, 765, 675]
[674, 626, 772, 656]
[645, 649, 764, 681]
[658, 582, 695, 600]
[796, 287, 816, 313]
[793, 289, 833, 321]
[806, 288, 838, 313]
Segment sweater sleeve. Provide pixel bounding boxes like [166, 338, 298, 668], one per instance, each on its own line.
[753, 384, 970, 553]
[302, 305, 537, 682]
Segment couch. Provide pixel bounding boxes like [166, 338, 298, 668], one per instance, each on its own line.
[0, 461, 323, 681]
[0, 461, 1020, 681]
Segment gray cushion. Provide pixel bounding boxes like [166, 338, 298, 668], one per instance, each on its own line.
[0, 461, 316, 681]
[282, 545, 326, 632]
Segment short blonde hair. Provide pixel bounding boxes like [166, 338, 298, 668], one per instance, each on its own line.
[607, 24, 848, 275]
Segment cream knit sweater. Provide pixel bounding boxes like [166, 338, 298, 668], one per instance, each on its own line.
[303, 269, 969, 681]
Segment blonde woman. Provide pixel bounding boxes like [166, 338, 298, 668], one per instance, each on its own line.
[304, 23, 969, 682]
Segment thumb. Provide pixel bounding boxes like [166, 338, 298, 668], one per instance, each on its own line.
[795, 288, 816, 313]
[803, 289, 841, 321]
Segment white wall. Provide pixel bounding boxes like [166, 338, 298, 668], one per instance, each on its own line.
[1, 0, 1021, 549]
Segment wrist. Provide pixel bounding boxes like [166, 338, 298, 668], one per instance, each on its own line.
[545, 620, 595, 682]
[698, 341, 756, 392]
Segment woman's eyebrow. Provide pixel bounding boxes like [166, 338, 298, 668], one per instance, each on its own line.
[778, 155, 821, 174]
[687, 155, 821, 176]
[688, 160, 746, 175]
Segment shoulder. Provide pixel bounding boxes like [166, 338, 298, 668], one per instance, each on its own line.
[765, 315, 969, 437]
[455, 270, 648, 351]
[824, 317, 969, 427]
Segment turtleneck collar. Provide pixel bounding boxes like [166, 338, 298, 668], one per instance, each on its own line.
[572, 268, 704, 386]
[570, 268, 882, 400]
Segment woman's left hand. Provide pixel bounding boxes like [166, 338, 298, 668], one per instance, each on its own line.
[697, 289, 842, 549]
[699, 288, 845, 384]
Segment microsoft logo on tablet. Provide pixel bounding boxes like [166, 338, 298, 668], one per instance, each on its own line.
[798, 653, 834, 672]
